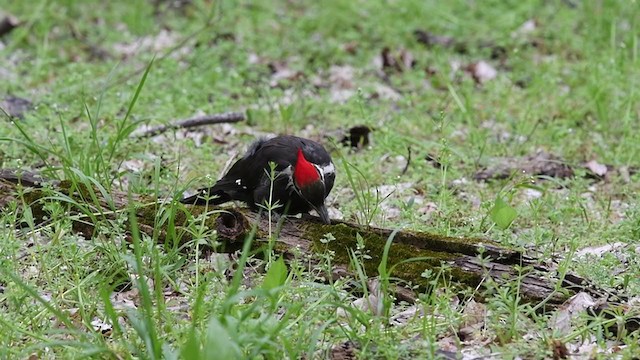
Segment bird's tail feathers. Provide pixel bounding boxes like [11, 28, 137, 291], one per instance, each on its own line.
[180, 180, 243, 205]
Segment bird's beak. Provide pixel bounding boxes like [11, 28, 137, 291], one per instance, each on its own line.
[314, 204, 331, 224]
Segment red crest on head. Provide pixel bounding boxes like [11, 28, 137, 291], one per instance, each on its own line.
[294, 148, 320, 188]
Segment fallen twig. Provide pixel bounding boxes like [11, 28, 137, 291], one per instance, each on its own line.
[401, 146, 411, 175]
[133, 111, 246, 138]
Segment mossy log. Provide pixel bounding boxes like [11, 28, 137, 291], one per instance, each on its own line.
[0, 171, 621, 306]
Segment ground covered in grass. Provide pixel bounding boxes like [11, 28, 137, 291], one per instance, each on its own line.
[1, 0, 640, 358]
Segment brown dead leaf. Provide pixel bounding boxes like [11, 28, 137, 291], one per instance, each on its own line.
[551, 339, 569, 360]
[436, 336, 459, 356]
[374, 182, 421, 221]
[415, 29, 511, 63]
[457, 323, 484, 344]
[618, 166, 632, 183]
[551, 292, 597, 335]
[464, 61, 497, 84]
[91, 318, 113, 336]
[474, 150, 574, 181]
[119, 159, 148, 174]
[337, 279, 386, 319]
[514, 19, 538, 37]
[0, 180, 18, 209]
[375, 182, 414, 199]
[488, 44, 508, 63]
[575, 242, 627, 259]
[247, 52, 262, 65]
[393, 285, 418, 304]
[329, 88, 356, 103]
[476, 152, 636, 184]
[389, 305, 423, 326]
[330, 265, 350, 282]
[112, 29, 183, 59]
[584, 159, 608, 177]
[326, 206, 343, 221]
[269, 59, 305, 87]
[336, 294, 380, 318]
[413, 29, 455, 48]
[462, 299, 486, 328]
[270, 67, 298, 81]
[223, 255, 266, 289]
[425, 153, 444, 169]
[330, 341, 358, 360]
[110, 289, 139, 310]
[424, 66, 438, 78]
[366, 278, 384, 316]
[329, 65, 355, 88]
[585, 162, 636, 183]
[417, 202, 438, 216]
[1, 95, 33, 119]
[328, 65, 356, 103]
[458, 300, 488, 344]
[342, 41, 358, 55]
[369, 83, 402, 101]
[381, 47, 415, 73]
[564, 336, 600, 358]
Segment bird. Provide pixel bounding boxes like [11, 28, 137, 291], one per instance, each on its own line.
[181, 135, 335, 224]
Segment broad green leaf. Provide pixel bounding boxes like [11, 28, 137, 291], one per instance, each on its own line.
[179, 331, 202, 360]
[203, 317, 241, 360]
[489, 197, 517, 229]
[262, 257, 288, 291]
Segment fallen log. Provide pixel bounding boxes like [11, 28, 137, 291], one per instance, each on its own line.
[0, 170, 624, 306]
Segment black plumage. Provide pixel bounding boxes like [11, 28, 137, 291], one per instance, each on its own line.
[181, 135, 335, 223]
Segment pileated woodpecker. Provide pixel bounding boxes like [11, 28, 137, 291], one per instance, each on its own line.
[181, 135, 335, 224]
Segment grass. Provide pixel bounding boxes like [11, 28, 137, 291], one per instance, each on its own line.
[1, 0, 640, 358]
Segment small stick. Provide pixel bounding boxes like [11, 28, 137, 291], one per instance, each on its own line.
[401, 146, 412, 175]
[133, 112, 246, 138]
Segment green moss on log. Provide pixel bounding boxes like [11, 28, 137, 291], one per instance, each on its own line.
[306, 223, 483, 289]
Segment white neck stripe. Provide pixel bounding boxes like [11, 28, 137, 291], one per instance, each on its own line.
[319, 162, 335, 175]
